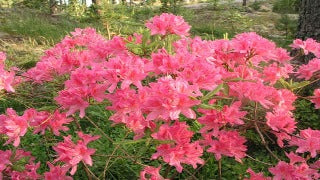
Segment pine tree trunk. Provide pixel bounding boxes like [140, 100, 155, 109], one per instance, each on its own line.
[297, 0, 320, 41]
[242, 0, 247, 6]
[295, 0, 320, 89]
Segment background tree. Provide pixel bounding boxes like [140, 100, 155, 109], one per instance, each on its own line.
[243, 0, 247, 6]
[297, 0, 320, 41]
[295, 0, 320, 86]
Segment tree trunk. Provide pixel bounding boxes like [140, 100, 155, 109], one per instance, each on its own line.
[295, 0, 320, 90]
[242, 0, 247, 6]
[297, 0, 320, 41]
[294, 0, 320, 64]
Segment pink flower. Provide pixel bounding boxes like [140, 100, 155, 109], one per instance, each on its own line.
[266, 109, 296, 134]
[311, 89, 320, 109]
[0, 108, 29, 147]
[24, 109, 73, 136]
[285, 152, 305, 165]
[269, 161, 297, 180]
[269, 161, 319, 180]
[272, 131, 291, 148]
[53, 132, 100, 175]
[49, 111, 73, 136]
[44, 162, 73, 180]
[140, 166, 167, 180]
[151, 121, 193, 144]
[142, 76, 201, 121]
[291, 38, 320, 57]
[146, 13, 190, 36]
[198, 101, 246, 133]
[206, 130, 247, 162]
[246, 168, 271, 180]
[231, 32, 277, 65]
[290, 128, 320, 158]
[178, 57, 223, 91]
[149, 48, 179, 75]
[151, 122, 204, 172]
[262, 63, 292, 85]
[296, 58, 320, 80]
[0, 150, 12, 173]
[106, 88, 154, 138]
[152, 142, 204, 173]
[105, 54, 148, 90]
[11, 162, 41, 180]
[270, 89, 297, 112]
[0, 52, 17, 92]
[229, 82, 275, 109]
[55, 88, 89, 118]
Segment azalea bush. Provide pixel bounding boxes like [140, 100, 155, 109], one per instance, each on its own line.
[1, 13, 320, 179]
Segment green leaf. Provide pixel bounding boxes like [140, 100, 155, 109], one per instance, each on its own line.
[222, 83, 230, 96]
[202, 83, 224, 101]
[290, 81, 310, 90]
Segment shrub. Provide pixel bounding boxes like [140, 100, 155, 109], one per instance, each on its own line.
[0, 13, 320, 179]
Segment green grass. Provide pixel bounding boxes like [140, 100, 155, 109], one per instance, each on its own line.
[0, 8, 103, 44]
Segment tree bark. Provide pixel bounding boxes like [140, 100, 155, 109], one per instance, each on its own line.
[297, 0, 320, 41]
[242, 0, 247, 6]
[295, 0, 320, 64]
[295, 0, 320, 89]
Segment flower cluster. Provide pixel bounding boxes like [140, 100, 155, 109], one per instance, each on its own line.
[0, 52, 19, 92]
[145, 13, 191, 36]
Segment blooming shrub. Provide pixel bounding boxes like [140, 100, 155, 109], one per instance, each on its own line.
[0, 13, 320, 179]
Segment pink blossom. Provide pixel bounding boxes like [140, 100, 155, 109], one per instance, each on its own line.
[146, 13, 190, 36]
[285, 152, 305, 165]
[269, 161, 319, 180]
[206, 130, 247, 162]
[0, 51, 6, 64]
[44, 162, 72, 180]
[290, 128, 320, 158]
[198, 101, 246, 133]
[0, 108, 29, 147]
[262, 63, 293, 85]
[231, 32, 277, 65]
[152, 142, 204, 173]
[53, 132, 100, 175]
[149, 48, 179, 75]
[178, 57, 223, 91]
[106, 88, 153, 138]
[291, 38, 320, 57]
[269, 161, 297, 180]
[310, 89, 320, 109]
[11, 162, 41, 180]
[246, 168, 271, 180]
[142, 76, 201, 121]
[151, 122, 204, 172]
[151, 121, 193, 144]
[140, 166, 167, 180]
[105, 54, 148, 90]
[49, 110, 73, 136]
[270, 89, 297, 112]
[272, 131, 291, 148]
[0, 52, 17, 92]
[266, 109, 296, 134]
[229, 82, 275, 108]
[24, 109, 73, 136]
[296, 58, 320, 80]
[0, 150, 12, 173]
[55, 88, 89, 118]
